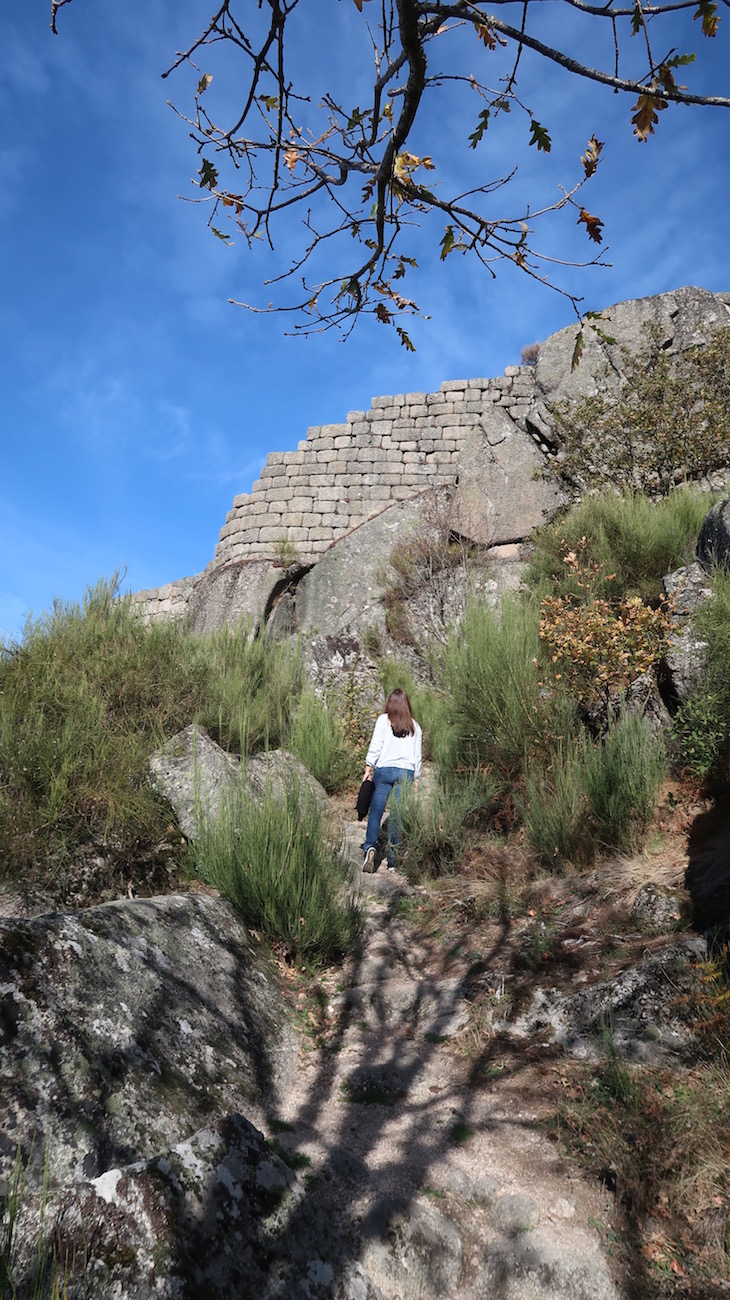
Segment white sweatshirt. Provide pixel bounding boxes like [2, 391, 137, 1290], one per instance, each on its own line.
[366, 714, 422, 780]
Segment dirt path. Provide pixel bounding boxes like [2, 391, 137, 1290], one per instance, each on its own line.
[270, 822, 627, 1300]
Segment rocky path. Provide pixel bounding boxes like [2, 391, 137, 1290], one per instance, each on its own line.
[270, 822, 626, 1300]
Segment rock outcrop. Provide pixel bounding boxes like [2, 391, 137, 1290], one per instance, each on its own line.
[148, 725, 330, 840]
[0, 893, 296, 1190]
[131, 286, 730, 651]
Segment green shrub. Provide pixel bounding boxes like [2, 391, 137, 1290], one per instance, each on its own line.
[550, 323, 730, 496]
[673, 568, 730, 777]
[396, 771, 499, 880]
[528, 488, 715, 605]
[0, 580, 306, 890]
[672, 690, 728, 778]
[289, 689, 353, 792]
[201, 623, 303, 755]
[0, 578, 209, 879]
[437, 594, 577, 784]
[519, 739, 590, 868]
[583, 713, 666, 853]
[192, 774, 360, 963]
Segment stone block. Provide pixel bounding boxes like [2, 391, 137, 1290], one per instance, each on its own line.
[297, 440, 308, 451]
[265, 487, 294, 503]
[321, 423, 347, 438]
[403, 452, 426, 464]
[467, 378, 491, 389]
[259, 525, 287, 543]
[406, 392, 426, 404]
[308, 526, 333, 541]
[504, 364, 521, 377]
[266, 451, 287, 465]
[510, 376, 535, 396]
[368, 420, 393, 440]
[286, 526, 310, 542]
[333, 436, 351, 450]
[232, 493, 251, 508]
[407, 404, 428, 418]
[346, 410, 367, 423]
[251, 480, 264, 493]
[321, 513, 341, 527]
[371, 395, 393, 409]
[440, 379, 467, 392]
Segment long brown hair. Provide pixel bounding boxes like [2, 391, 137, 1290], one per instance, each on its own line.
[385, 688, 415, 738]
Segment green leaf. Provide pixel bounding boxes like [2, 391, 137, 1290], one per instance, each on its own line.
[211, 226, 232, 243]
[571, 329, 584, 371]
[397, 327, 416, 352]
[631, 2, 643, 35]
[440, 225, 455, 260]
[199, 158, 219, 191]
[529, 119, 552, 152]
[694, 0, 720, 36]
[468, 109, 490, 150]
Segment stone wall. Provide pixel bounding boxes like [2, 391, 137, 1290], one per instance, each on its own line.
[130, 575, 197, 625]
[213, 366, 537, 567]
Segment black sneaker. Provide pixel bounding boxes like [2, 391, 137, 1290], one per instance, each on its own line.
[362, 847, 376, 873]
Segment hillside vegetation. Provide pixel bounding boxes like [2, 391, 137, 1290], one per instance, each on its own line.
[2, 486, 730, 1294]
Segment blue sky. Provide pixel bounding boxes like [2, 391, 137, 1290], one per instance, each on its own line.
[1, 0, 728, 643]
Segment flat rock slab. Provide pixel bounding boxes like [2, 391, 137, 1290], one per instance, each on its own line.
[296, 497, 428, 641]
[0, 893, 296, 1188]
[451, 407, 563, 546]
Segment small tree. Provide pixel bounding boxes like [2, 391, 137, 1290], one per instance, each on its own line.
[537, 539, 672, 710]
[551, 325, 730, 495]
[51, 1, 730, 343]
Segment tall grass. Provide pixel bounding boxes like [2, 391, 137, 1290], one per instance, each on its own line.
[528, 487, 714, 604]
[583, 713, 667, 853]
[0, 579, 305, 888]
[0, 579, 209, 879]
[193, 774, 360, 963]
[201, 622, 303, 755]
[519, 739, 589, 868]
[396, 772, 499, 881]
[437, 594, 577, 784]
[673, 568, 730, 776]
[289, 689, 353, 792]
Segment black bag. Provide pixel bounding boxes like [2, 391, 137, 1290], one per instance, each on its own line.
[356, 778, 375, 821]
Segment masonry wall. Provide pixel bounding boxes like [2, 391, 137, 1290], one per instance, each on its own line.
[213, 365, 537, 567]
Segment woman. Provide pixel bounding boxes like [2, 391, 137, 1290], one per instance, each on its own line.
[362, 688, 422, 872]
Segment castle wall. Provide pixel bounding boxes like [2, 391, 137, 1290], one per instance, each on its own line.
[212, 365, 537, 567]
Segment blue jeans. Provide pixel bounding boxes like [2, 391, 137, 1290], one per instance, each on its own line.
[364, 766, 414, 867]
